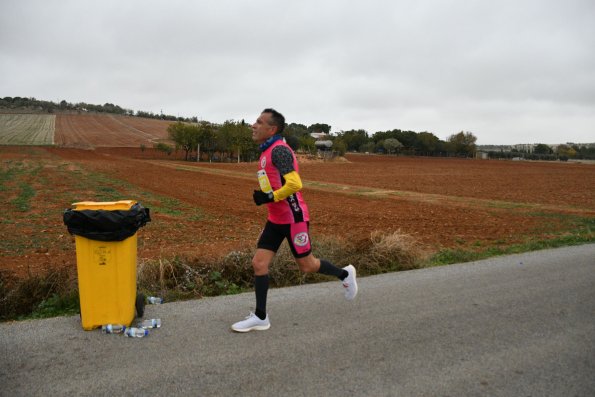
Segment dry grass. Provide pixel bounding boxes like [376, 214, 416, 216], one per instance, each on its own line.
[366, 230, 430, 271]
[2, 230, 427, 320]
[0, 267, 78, 320]
[136, 229, 428, 301]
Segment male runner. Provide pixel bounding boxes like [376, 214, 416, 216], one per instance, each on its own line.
[231, 108, 357, 332]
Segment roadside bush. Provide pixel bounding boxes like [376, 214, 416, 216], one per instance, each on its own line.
[137, 251, 256, 301]
[2, 230, 427, 321]
[0, 267, 78, 321]
[137, 230, 428, 301]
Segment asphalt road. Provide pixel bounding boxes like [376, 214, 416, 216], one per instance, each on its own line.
[1, 244, 594, 396]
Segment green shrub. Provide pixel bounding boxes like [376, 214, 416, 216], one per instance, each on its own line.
[154, 142, 173, 155]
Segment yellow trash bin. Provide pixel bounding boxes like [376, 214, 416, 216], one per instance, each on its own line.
[64, 200, 150, 330]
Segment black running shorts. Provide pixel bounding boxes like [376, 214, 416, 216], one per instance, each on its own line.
[257, 221, 312, 258]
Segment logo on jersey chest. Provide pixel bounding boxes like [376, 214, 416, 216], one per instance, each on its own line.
[260, 157, 267, 168]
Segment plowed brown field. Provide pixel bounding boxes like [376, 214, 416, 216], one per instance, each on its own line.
[54, 114, 174, 147]
[1, 145, 593, 281]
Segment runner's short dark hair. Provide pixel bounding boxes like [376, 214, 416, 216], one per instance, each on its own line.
[262, 108, 285, 134]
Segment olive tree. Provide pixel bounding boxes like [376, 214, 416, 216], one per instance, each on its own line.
[168, 121, 199, 161]
[382, 138, 403, 155]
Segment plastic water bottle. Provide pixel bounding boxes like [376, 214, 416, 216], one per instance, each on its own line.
[124, 327, 149, 338]
[139, 318, 161, 329]
[101, 324, 126, 334]
[147, 296, 163, 304]
[257, 169, 273, 193]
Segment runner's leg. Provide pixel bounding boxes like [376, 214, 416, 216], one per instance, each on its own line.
[295, 254, 347, 279]
[252, 248, 275, 319]
[287, 222, 347, 279]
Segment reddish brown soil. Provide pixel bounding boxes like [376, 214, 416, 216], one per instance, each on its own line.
[302, 154, 595, 209]
[2, 146, 593, 281]
[54, 114, 174, 148]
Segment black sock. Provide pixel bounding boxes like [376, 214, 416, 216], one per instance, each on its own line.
[318, 259, 348, 280]
[254, 274, 269, 320]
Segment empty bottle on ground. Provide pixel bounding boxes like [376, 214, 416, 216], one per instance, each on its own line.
[139, 318, 161, 329]
[146, 296, 163, 304]
[101, 324, 126, 334]
[124, 327, 149, 338]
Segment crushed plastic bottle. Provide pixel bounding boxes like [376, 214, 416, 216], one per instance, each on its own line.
[146, 296, 163, 304]
[101, 324, 126, 334]
[139, 318, 161, 329]
[124, 327, 149, 338]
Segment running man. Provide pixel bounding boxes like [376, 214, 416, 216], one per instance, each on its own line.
[231, 108, 357, 333]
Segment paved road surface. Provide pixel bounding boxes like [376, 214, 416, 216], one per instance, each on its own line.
[1, 244, 594, 396]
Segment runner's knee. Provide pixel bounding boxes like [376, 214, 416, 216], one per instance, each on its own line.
[252, 257, 269, 275]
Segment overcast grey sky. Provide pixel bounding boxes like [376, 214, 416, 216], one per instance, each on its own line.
[1, 0, 594, 144]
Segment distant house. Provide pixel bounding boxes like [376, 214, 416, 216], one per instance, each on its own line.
[475, 151, 488, 159]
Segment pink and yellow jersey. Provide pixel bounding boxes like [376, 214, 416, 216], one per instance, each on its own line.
[258, 139, 309, 224]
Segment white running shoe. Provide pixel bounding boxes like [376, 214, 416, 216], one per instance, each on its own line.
[231, 312, 271, 332]
[342, 265, 358, 300]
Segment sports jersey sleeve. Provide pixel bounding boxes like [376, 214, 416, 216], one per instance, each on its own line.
[271, 145, 303, 202]
[271, 145, 295, 175]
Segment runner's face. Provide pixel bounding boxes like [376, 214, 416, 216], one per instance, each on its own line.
[252, 113, 277, 144]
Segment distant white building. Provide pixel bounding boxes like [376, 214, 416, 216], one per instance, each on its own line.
[511, 143, 535, 153]
[310, 132, 327, 139]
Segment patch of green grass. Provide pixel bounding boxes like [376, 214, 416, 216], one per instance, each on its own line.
[26, 291, 80, 319]
[206, 271, 244, 296]
[95, 185, 121, 201]
[0, 167, 16, 192]
[0, 160, 32, 193]
[10, 182, 35, 212]
[0, 237, 29, 255]
[151, 197, 183, 216]
[2, 161, 42, 212]
[189, 208, 207, 221]
[429, 213, 594, 267]
[429, 227, 594, 266]
[429, 249, 484, 266]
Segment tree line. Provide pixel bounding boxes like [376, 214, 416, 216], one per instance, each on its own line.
[485, 143, 595, 161]
[166, 120, 258, 162]
[165, 119, 480, 162]
[167, 119, 595, 162]
[0, 96, 196, 123]
[5, 96, 592, 160]
[283, 123, 479, 157]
